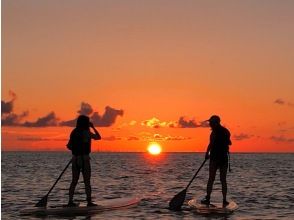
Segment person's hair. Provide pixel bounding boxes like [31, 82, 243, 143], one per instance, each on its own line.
[76, 115, 90, 130]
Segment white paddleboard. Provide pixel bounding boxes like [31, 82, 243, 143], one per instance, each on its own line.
[188, 199, 238, 214]
[20, 197, 141, 216]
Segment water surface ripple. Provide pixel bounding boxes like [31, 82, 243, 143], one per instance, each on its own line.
[2, 152, 294, 219]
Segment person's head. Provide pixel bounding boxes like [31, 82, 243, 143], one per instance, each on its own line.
[76, 115, 90, 130]
[207, 115, 221, 129]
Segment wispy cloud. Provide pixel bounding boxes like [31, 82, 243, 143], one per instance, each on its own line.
[138, 132, 191, 141]
[274, 98, 285, 105]
[127, 136, 140, 141]
[233, 133, 253, 141]
[103, 132, 191, 142]
[164, 135, 192, 141]
[102, 136, 122, 141]
[274, 98, 294, 107]
[270, 135, 294, 143]
[17, 136, 68, 141]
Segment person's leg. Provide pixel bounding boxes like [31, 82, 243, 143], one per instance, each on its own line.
[207, 160, 218, 199]
[202, 160, 217, 204]
[68, 156, 80, 205]
[219, 159, 228, 205]
[82, 155, 95, 205]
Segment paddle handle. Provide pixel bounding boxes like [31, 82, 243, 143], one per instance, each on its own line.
[185, 159, 207, 190]
[46, 159, 72, 196]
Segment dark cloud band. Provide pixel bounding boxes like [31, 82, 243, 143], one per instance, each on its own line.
[2, 92, 123, 127]
[60, 104, 124, 127]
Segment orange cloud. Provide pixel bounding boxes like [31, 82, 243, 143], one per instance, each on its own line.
[141, 117, 209, 128]
[135, 132, 191, 142]
[141, 117, 177, 128]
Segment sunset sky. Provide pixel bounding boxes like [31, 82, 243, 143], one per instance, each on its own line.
[2, 1, 294, 152]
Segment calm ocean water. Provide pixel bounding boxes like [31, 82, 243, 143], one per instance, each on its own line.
[1, 152, 294, 219]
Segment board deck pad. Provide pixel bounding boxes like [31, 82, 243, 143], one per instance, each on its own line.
[20, 197, 141, 216]
[188, 199, 238, 214]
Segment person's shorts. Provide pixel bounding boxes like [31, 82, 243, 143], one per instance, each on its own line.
[210, 157, 228, 170]
[72, 155, 90, 172]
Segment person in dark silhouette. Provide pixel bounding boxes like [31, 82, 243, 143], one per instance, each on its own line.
[66, 115, 101, 207]
[201, 115, 232, 207]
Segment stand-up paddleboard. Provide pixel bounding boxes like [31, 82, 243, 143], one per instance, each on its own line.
[20, 197, 141, 216]
[188, 199, 238, 214]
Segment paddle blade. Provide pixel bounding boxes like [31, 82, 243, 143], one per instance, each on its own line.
[35, 195, 48, 207]
[168, 189, 187, 211]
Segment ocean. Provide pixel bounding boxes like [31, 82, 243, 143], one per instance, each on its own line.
[1, 152, 294, 219]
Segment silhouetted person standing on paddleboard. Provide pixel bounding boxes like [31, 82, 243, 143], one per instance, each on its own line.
[66, 115, 101, 207]
[201, 115, 232, 207]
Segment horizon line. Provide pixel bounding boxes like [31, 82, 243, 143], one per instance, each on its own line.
[1, 150, 294, 154]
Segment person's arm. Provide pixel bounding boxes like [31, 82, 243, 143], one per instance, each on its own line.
[66, 130, 74, 150]
[205, 132, 214, 159]
[227, 129, 232, 146]
[205, 143, 211, 159]
[66, 139, 72, 150]
[89, 122, 101, 140]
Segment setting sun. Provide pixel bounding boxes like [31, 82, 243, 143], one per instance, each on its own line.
[147, 143, 162, 155]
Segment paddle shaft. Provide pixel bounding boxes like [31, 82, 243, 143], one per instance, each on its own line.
[45, 159, 72, 196]
[185, 159, 207, 190]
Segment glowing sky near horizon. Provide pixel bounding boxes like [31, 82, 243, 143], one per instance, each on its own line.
[2, 1, 294, 152]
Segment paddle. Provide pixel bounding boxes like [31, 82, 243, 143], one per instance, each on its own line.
[35, 159, 72, 207]
[169, 158, 207, 211]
